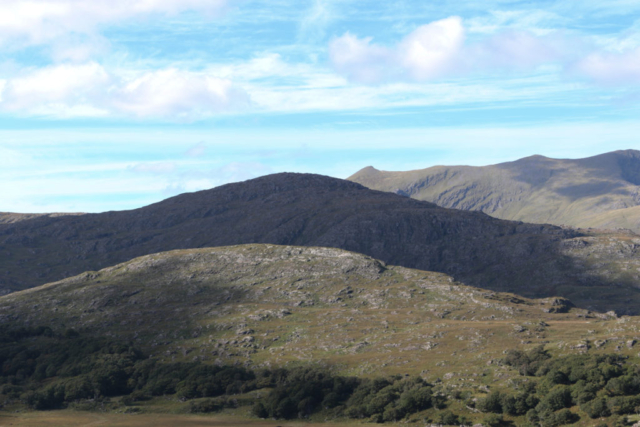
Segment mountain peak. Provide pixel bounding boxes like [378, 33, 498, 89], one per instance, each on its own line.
[349, 150, 640, 233]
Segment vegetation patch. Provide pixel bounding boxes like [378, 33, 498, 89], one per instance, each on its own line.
[4, 326, 640, 426]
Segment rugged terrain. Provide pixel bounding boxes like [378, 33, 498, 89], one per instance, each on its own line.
[1, 244, 637, 378]
[349, 150, 640, 233]
[7, 245, 640, 425]
[2, 173, 640, 313]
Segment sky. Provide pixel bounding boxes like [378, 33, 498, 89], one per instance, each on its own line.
[2, 0, 640, 213]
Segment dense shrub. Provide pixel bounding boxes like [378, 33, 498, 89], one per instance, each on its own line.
[581, 397, 611, 419]
[437, 410, 459, 425]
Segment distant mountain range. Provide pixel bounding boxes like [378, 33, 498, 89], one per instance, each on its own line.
[2, 173, 640, 313]
[349, 150, 640, 233]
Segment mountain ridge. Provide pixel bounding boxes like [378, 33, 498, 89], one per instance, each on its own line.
[349, 150, 640, 232]
[2, 172, 640, 313]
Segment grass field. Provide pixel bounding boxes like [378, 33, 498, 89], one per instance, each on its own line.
[0, 412, 367, 427]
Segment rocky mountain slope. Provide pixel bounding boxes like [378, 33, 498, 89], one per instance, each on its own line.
[2, 173, 640, 313]
[1, 244, 635, 379]
[349, 150, 640, 232]
[0, 212, 83, 224]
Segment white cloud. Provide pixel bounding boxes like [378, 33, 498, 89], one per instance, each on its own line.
[329, 16, 565, 84]
[575, 47, 640, 85]
[329, 18, 466, 83]
[0, 0, 229, 49]
[0, 63, 250, 119]
[329, 33, 394, 83]
[0, 62, 110, 113]
[397, 17, 465, 80]
[113, 69, 250, 119]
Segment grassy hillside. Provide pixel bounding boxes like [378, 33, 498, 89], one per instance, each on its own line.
[349, 150, 640, 233]
[3, 245, 640, 425]
[3, 173, 640, 314]
[1, 244, 636, 376]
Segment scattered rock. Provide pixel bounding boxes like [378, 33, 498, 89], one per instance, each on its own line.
[422, 342, 438, 351]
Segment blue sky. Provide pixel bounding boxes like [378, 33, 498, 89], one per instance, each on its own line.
[2, 0, 640, 212]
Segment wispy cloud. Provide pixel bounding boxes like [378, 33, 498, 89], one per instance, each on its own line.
[297, 0, 335, 44]
[185, 142, 207, 157]
[574, 47, 640, 85]
[130, 162, 177, 174]
[0, 0, 229, 50]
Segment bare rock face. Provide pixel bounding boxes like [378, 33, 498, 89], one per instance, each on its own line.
[1, 173, 640, 313]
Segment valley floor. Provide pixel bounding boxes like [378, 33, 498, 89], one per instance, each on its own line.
[0, 411, 365, 427]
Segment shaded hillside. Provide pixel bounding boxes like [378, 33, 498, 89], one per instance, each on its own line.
[2, 173, 640, 313]
[0, 244, 634, 379]
[349, 150, 640, 232]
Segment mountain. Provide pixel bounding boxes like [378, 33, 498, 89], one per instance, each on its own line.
[2, 173, 640, 313]
[349, 150, 640, 233]
[0, 212, 83, 224]
[1, 244, 632, 378]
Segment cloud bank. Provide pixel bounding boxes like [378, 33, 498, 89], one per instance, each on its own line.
[575, 47, 640, 85]
[0, 63, 250, 119]
[330, 17, 465, 83]
[329, 16, 568, 84]
[329, 15, 640, 87]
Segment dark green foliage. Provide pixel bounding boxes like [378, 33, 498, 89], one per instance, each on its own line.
[607, 396, 640, 415]
[606, 375, 640, 396]
[504, 345, 551, 376]
[263, 368, 341, 418]
[503, 346, 640, 424]
[542, 408, 579, 427]
[175, 365, 255, 399]
[342, 376, 433, 421]
[437, 410, 459, 425]
[259, 367, 364, 419]
[23, 383, 66, 410]
[581, 397, 611, 418]
[478, 391, 505, 413]
[478, 390, 538, 415]
[5, 327, 640, 427]
[483, 413, 503, 426]
[538, 386, 573, 412]
[0, 326, 443, 421]
[252, 401, 269, 418]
